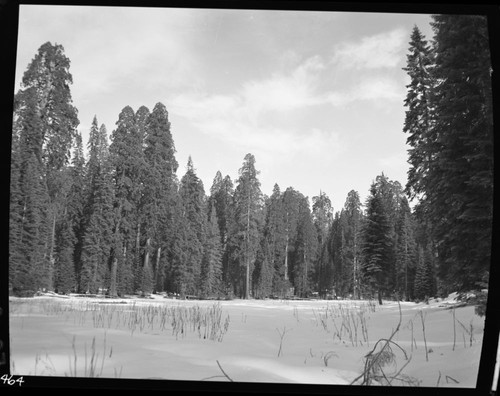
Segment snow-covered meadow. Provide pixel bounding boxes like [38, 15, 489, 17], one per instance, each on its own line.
[9, 293, 485, 388]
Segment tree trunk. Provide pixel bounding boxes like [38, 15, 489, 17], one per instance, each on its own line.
[143, 238, 150, 271]
[245, 196, 250, 299]
[47, 211, 57, 291]
[154, 246, 162, 293]
[109, 190, 123, 298]
[405, 238, 409, 301]
[284, 236, 289, 281]
[353, 224, 359, 300]
[110, 257, 118, 297]
[303, 250, 307, 297]
[142, 237, 151, 296]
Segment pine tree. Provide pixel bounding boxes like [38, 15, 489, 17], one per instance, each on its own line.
[230, 153, 264, 298]
[200, 200, 223, 298]
[257, 184, 286, 298]
[253, 240, 274, 299]
[395, 197, 417, 300]
[209, 173, 234, 290]
[292, 196, 318, 297]
[178, 157, 206, 296]
[54, 131, 86, 293]
[342, 190, 363, 299]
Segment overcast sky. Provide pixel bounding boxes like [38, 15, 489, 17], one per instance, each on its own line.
[14, 5, 435, 213]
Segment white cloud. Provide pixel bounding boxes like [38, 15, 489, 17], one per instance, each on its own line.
[241, 56, 326, 113]
[332, 28, 407, 70]
[349, 76, 405, 102]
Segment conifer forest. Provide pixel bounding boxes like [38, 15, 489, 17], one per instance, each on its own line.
[9, 14, 494, 305]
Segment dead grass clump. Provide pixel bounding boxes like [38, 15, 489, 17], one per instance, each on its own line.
[350, 301, 420, 387]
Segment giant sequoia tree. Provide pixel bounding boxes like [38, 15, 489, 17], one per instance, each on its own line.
[142, 102, 178, 294]
[10, 42, 79, 294]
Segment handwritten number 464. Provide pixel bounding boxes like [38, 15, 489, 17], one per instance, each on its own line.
[1, 374, 24, 386]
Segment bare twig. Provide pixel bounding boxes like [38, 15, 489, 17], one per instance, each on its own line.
[323, 351, 338, 366]
[276, 326, 292, 357]
[445, 375, 459, 384]
[419, 310, 429, 362]
[216, 360, 233, 382]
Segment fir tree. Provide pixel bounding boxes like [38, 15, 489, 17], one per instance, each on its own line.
[80, 120, 114, 294]
[427, 15, 494, 293]
[403, 25, 435, 202]
[362, 182, 394, 304]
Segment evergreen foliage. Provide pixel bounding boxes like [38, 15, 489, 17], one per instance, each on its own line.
[10, 26, 492, 302]
[230, 154, 264, 298]
[362, 183, 394, 304]
[404, 15, 494, 295]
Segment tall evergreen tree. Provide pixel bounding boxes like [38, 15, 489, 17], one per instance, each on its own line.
[258, 184, 286, 298]
[362, 182, 394, 304]
[54, 131, 86, 293]
[312, 191, 333, 296]
[230, 153, 264, 298]
[403, 25, 435, 202]
[292, 196, 318, 297]
[414, 245, 435, 300]
[404, 16, 494, 294]
[209, 173, 234, 290]
[10, 42, 79, 293]
[342, 190, 363, 299]
[108, 106, 145, 296]
[428, 15, 494, 293]
[200, 200, 223, 298]
[79, 121, 114, 294]
[177, 157, 206, 296]
[142, 102, 178, 294]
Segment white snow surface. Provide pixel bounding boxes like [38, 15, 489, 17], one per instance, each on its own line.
[9, 293, 485, 388]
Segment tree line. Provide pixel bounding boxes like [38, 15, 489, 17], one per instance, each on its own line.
[9, 14, 493, 303]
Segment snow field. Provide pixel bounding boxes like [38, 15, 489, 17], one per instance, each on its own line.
[8, 294, 484, 387]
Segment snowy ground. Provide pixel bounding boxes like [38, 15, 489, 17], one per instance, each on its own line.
[8, 293, 485, 388]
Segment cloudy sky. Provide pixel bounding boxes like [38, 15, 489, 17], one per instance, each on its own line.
[14, 4, 434, 212]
